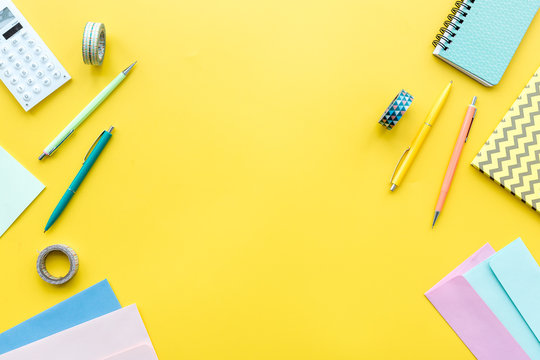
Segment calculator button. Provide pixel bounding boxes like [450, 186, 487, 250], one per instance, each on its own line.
[46, 63, 55, 71]
[32, 85, 41, 94]
[20, 69, 28, 77]
[1, 45, 9, 54]
[26, 77, 35, 85]
[30, 62, 39, 70]
[35, 70, 44, 78]
[23, 54, 32, 62]
[14, 61, 22, 70]
[22, 93, 32, 102]
[11, 39, 18, 46]
[39, 54, 48, 63]
[21, 31, 28, 39]
[0, 60, 5, 69]
[17, 46, 25, 54]
[42, 78, 51, 86]
[52, 70, 61, 79]
[27, 39, 35, 47]
[10, 77, 18, 85]
[16, 84, 25, 93]
[33, 47, 42, 55]
[4, 69, 12, 77]
[7, 53, 16, 62]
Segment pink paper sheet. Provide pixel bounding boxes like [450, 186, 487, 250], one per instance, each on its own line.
[0, 305, 157, 360]
[103, 344, 158, 360]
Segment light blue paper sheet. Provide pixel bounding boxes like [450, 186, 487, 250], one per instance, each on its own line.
[0, 145, 44, 238]
[0, 279, 121, 355]
[490, 239, 540, 341]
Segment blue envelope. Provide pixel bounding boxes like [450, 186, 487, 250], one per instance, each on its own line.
[0, 279, 121, 355]
[465, 238, 540, 359]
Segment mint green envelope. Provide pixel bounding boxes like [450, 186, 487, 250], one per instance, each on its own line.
[465, 238, 540, 359]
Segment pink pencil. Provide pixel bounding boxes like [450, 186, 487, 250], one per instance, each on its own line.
[432, 96, 477, 228]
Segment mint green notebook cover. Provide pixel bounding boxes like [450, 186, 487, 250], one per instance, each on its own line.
[433, 0, 540, 86]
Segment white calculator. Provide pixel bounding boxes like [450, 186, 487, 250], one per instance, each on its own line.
[0, 0, 70, 111]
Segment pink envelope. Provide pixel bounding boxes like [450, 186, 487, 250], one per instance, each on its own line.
[103, 344, 158, 360]
[425, 244, 529, 360]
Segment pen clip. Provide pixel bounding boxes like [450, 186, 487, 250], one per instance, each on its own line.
[83, 130, 106, 162]
[465, 108, 477, 143]
[390, 147, 410, 183]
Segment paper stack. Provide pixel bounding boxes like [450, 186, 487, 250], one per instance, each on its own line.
[426, 238, 540, 359]
[0, 280, 158, 360]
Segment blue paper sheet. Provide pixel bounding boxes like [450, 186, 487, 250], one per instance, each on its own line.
[0, 279, 121, 354]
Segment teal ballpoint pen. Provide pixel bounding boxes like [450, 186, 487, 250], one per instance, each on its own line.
[39, 61, 135, 160]
[44, 126, 114, 232]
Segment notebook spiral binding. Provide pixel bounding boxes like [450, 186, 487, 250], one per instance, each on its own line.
[432, 0, 476, 50]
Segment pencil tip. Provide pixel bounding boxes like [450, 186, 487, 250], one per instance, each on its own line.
[432, 211, 440, 228]
[122, 61, 137, 75]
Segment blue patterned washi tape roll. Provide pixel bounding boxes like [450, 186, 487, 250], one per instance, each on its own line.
[378, 90, 414, 130]
[82, 22, 106, 65]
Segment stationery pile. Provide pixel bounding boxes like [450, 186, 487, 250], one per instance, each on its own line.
[0, 0, 151, 356]
[426, 238, 540, 359]
[388, 0, 540, 226]
[0, 0, 137, 238]
[0, 280, 158, 359]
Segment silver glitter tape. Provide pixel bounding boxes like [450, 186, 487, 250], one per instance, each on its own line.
[37, 245, 79, 285]
[82, 22, 106, 65]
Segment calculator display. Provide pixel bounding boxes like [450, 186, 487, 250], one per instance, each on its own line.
[2, 22, 21, 39]
[0, 7, 14, 30]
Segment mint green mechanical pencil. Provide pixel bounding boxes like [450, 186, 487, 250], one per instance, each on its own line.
[39, 61, 136, 160]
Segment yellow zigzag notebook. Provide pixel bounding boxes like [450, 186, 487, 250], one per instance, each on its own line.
[472, 66, 540, 212]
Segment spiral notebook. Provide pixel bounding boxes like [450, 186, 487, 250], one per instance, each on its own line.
[471, 66, 540, 212]
[432, 0, 540, 87]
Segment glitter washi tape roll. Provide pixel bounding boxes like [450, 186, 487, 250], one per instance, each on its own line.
[378, 90, 414, 130]
[82, 22, 106, 65]
[36, 244, 79, 285]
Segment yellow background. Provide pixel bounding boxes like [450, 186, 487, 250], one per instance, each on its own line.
[0, 0, 539, 358]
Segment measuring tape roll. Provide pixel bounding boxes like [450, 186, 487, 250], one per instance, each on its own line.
[37, 245, 79, 285]
[82, 22, 106, 65]
[378, 89, 414, 130]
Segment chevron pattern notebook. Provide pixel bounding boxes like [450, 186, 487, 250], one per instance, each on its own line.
[472, 67, 540, 212]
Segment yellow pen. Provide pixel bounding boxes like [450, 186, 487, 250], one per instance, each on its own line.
[390, 81, 453, 191]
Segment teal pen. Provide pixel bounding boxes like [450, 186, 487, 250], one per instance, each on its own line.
[39, 61, 135, 160]
[44, 127, 114, 232]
